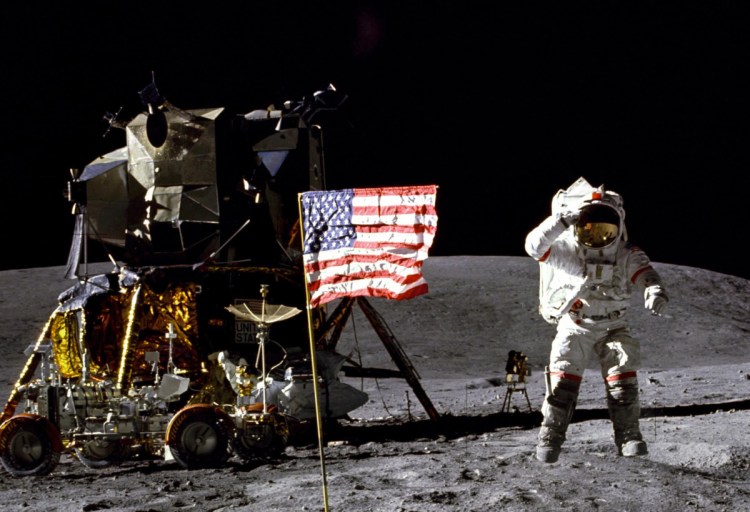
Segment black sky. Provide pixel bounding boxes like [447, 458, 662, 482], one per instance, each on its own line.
[2, 3, 749, 279]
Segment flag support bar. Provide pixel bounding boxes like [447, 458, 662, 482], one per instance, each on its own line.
[297, 194, 330, 512]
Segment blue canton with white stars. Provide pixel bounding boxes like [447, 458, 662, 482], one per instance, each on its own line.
[302, 190, 357, 255]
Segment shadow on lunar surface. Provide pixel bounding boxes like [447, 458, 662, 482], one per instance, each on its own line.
[312, 397, 750, 446]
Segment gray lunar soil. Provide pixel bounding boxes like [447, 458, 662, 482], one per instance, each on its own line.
[0, 256, 749, 511]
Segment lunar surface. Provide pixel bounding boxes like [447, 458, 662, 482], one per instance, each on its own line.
[0, 256, 748, 511]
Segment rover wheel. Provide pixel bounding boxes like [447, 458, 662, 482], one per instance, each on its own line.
[0, 416, 61, 477]
[167, 408, 230, 469]
[74, 439, 127, 469]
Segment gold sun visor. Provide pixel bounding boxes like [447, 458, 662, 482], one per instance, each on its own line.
[575, 221, 619, 248]
[574, 204, 621, 248]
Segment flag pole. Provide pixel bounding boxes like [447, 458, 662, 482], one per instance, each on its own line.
[297, 192, 330, 512]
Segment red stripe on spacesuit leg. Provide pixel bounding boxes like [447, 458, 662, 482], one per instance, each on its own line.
[538, 248, 552, 262]
[605, 371, 637, 382]
[630, 266, 652, 284]
[550, 371, 583, 382]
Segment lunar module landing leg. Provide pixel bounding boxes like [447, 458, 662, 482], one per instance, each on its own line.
[316, 296, 440, 422]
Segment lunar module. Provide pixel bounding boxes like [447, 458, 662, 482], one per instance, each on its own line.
[0, 80, 377, 476]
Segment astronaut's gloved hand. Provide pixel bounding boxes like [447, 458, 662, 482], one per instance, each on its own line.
[556, 209, 580, 229]
[644, 285, 668, 316]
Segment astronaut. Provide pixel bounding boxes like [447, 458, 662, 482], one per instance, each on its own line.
[524, 177, 668, 463]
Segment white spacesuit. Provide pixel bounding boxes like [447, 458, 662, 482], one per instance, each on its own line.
[524, 177, 668, 463]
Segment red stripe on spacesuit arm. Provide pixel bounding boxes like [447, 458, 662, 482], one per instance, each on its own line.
[630, 265, 652, 284]
[605, 371, 637, 382]
[538, 248, 552, 262]
[549, 371, 583, 382]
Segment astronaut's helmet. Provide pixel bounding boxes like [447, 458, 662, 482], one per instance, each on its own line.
[574, 203, 621, 248]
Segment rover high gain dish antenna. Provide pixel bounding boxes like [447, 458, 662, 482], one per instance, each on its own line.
[225, 285, 302, 412]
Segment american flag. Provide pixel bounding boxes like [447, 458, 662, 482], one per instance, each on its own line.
[300, 185, 438, 307]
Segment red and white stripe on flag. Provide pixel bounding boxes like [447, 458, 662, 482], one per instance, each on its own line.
[300, 185, 438, 307]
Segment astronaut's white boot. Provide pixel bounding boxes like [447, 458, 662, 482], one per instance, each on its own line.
[536, 376, 579, 463]
[607, 379, 647, 457]
[536, 426, 565, 463]
[620, 439, 648, 457]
